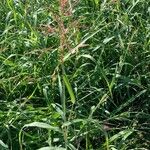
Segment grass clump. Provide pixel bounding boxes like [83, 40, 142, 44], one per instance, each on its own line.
[0, 0, 150, 149]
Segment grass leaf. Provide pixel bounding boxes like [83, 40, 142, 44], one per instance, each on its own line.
[0, 140, 8, 149]
[23, 122, 60, 132]
[38, 147, 66, 150]
[63, 74, 75, 104]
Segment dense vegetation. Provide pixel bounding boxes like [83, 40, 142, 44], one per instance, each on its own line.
[0, 0, 150, 149]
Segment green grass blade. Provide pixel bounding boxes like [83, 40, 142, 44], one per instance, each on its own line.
[0, 140, 8, 149]
[63, 74, 75, 104]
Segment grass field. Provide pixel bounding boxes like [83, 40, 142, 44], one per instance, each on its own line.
[0, 0, 150, 149]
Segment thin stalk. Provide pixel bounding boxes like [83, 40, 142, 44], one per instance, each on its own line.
[58, 1, 68, 147]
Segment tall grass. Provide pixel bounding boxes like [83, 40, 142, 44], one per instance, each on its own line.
[0, 0, 150, 149]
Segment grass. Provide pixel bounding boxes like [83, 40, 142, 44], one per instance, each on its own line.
[0, 0, 150, 149]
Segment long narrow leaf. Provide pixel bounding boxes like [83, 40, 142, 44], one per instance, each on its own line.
[0, 140, 8, 149]
[63, 74, 75, 104]
[38, 147, 66, 150]
[22, 122, 60, 132]
[114, 90, 147, 114]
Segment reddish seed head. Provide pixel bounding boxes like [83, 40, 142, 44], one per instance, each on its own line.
[60, 0, 68, 11]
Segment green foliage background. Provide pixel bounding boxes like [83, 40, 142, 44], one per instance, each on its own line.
[0, 0, 150, 149]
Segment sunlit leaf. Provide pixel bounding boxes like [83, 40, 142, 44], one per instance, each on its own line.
[0, 140, 8, 149]
[23, 122, 60, 132]
[38, 146, 66, 150]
